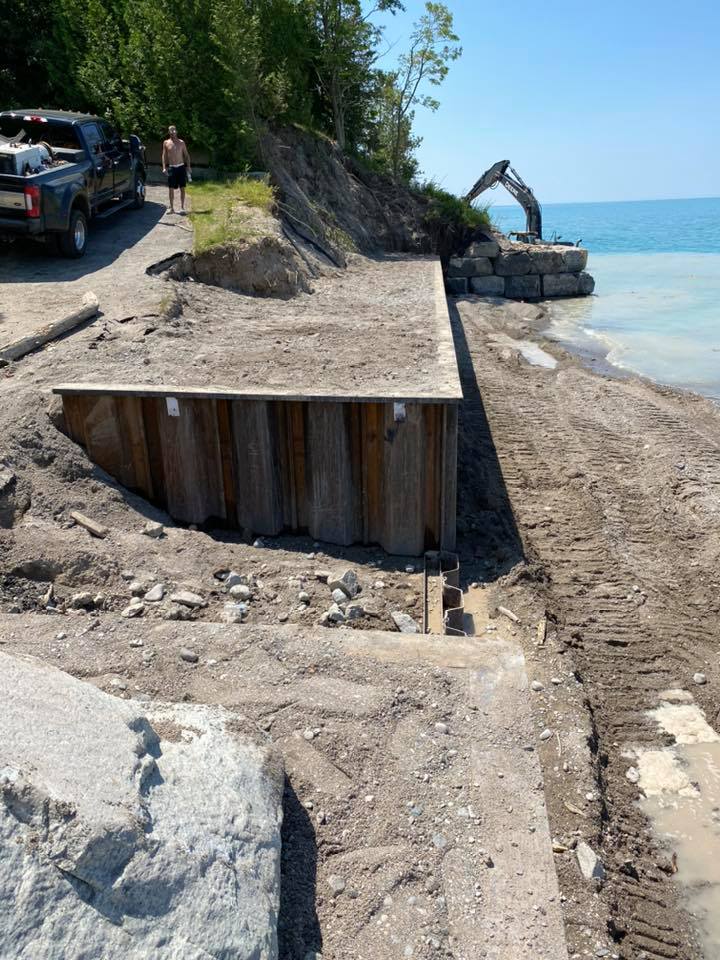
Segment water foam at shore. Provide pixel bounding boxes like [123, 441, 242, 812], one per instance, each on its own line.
[545, 252, 720, 400]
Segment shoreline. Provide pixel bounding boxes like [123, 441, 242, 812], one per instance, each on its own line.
[530, 296, 720, 408]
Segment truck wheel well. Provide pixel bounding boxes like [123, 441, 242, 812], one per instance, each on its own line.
[71, 196, 90, 220]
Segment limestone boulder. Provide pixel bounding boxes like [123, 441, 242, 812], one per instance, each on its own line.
[447, 257, 492, 278]
[446, 277, 468, 295]
[528, 249, 564, 275]
[578, 271, 595, 295]
[562, 248, 588, 272]
[470, 276, 505, 297]
[505, 275, 541, 299]
[543, 272, 580, 297]
[465, 239, 500, 258]
[494, 252, 532, 276]
[0, 652, 284, 960]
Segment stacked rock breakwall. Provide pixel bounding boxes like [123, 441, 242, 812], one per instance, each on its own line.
[445, 235, 595, 301]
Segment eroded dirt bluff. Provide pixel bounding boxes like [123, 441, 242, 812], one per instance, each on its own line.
[451, 295, 720, 960]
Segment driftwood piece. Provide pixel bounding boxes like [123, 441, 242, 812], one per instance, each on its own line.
[70, 510, 108, 539]
[0, 292, 99, 363]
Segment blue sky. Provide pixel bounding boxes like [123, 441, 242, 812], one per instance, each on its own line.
[373, 0, 720, 203]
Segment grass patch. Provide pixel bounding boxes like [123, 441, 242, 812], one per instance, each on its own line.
[189, 176, 275, 253]
[419, 181, 492, 231]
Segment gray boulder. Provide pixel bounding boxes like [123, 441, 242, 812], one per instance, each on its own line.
[446, 257, 475, 278]
[543, 272, 580, 297]
[391, 611, 421, 634]
[562, 248, 588, 272]
[470, 276, 505, 297]
[528, 249, 564, 274]
[465, 239, 500, 258]
[446, 277, 468, 295]
[505, 275, 541, 299]
[0, 652, 284, 959]
[578, 271, 595, 295]
[494, 252, 532, 276]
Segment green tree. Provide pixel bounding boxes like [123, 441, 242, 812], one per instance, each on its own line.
[305, 0, 403, 150]
[383, 1, 461, 180]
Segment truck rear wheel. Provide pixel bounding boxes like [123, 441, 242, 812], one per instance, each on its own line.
[58, 208, 88, 258]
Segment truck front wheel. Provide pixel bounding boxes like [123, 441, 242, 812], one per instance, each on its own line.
[132, 173, 146, 209]
[58, 208, 88, 258]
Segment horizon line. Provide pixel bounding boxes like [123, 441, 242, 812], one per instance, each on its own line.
[489, 195, 720, 208]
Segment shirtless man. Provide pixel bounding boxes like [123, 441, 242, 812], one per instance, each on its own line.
[161, 126, 191, 214]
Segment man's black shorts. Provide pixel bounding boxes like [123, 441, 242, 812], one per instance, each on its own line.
[168, 164, 187, 189]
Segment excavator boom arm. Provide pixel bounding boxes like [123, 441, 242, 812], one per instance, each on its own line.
[464, 160, 542, 239]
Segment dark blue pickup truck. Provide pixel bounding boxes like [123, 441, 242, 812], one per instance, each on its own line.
[0, 109, 146, 257]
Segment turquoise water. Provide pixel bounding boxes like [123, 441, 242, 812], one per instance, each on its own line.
[491, 198, 720, 399]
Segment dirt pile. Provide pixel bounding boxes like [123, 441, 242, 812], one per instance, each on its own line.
[170, 202, 333, 298]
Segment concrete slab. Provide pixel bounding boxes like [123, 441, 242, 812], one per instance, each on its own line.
[0, 186, 191, 348]
[0, 614, 569, 959]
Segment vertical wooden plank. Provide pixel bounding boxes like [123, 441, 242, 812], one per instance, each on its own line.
[62, 395, 92, 446]
[304, 401, 354, 546]
[349, 403, 364, 543]
[440, 403, 458, 551]
[217, 399, 237, 525]
[115, 396, 153, 498]
[83, 396, 142, 490]
[142, 397, 167, 508]
[380, 401, 426, 557]
[363, 403, 384, 545]
[276, 402, 296, 529]
[422, 404, 441, 549]
[289, 402, 307, 529]
[157, 396, 226, 524]
[231, 399, 283, 535]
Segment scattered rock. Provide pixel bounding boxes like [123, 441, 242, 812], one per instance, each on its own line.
[693, 672, 707, 685]
[141, 521, 164, 538]
[327, 875, 346, 896]
[224, 571, 243, 589]
[164, 604, 193, 621]
[314, 569, 331, 583]
[331, 587, 348, 606]
[373, 580, 386, 589]
[121, 603, 144, 619]
[576, 841, 605, 881]
[70, 591, 94, 610]
[531, 680, 544, 692]
[346, 602, 364, 620]
[327, 604, 346, 624]
[129, 580, 146, 597]
[626, 766, 639, 784]
[327, 568, 359, 599]
[253, 539, 264, 548]
[539, 728, 552, 741]
[434, 722, 449, 735]
[170, 591, 207, 609]
[144, 584, 165, 603]
[223, 603, 248, 624]
[229, 584, 252, 602]
[391, 611, 420, 634]
[179, 647, 199, 664]
[298, 591, 310, 604]
[129, 638, 144, 648]
[303, 728, 315, 741]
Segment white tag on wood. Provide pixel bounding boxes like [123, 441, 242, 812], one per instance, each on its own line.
[166, 397, 180, 417]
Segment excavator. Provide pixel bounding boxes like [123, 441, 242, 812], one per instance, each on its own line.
[464, 160, 542, 241]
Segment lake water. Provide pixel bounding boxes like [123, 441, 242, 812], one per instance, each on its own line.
[492, 197, 720, 400]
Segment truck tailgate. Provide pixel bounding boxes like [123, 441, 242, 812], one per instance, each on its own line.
[0, 177, 27, 220]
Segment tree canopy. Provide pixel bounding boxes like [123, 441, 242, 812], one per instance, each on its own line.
[1, 0, 461, 181]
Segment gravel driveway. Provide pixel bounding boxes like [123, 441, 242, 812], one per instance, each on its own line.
[0, 187, 192, 347]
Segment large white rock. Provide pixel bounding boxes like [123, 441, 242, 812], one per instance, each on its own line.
[0, 652, 284, 959]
